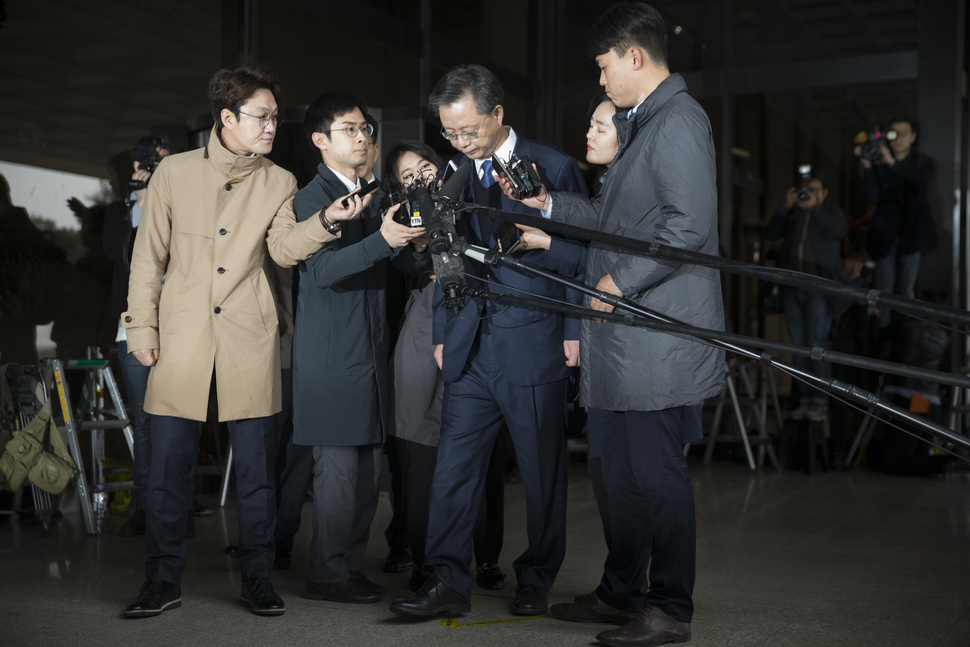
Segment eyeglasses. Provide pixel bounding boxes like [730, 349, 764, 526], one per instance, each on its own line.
[440, 112, 492, 141]
[238, 111, 283, 129]
[324, 122, 374, 138]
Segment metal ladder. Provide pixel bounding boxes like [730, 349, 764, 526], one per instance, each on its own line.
[45, 355, 135, 535]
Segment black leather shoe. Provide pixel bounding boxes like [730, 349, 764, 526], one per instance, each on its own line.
[595, 606, 691, 646]
[383, 546, 415, 573]
[241, 577, 285, 616]
[551, 591, 635, 624]
[124, 580, 181, 618]
[351, 571, 387, 597]
[511, 584, 548, 616]
[389, 575, 470, 617]
[304, 577, 384, 604]
[476, 562, 506, 590]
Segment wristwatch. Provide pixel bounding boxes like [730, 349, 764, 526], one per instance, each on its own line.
[320, 211, 341, 234]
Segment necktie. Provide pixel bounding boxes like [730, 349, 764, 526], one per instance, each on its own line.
[480, 159, 496, 188]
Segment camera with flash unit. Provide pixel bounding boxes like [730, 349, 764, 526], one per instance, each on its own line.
[795, 164, 813, 202]
[492, 153, 543, 200]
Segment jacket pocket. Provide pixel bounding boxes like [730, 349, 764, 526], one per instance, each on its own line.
[250, 270, 278, 334]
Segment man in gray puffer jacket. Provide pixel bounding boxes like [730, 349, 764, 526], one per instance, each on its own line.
[506, 4, 724, 646]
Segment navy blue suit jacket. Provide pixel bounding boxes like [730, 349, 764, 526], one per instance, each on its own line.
[432, 135, 587, 386]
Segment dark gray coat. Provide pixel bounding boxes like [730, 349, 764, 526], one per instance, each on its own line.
[552, 73, 725, 415]
[292, 163, 425, 447]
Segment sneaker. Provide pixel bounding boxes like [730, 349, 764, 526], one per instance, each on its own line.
[789, 404, 809, 421]
[124, 580, 181, 618]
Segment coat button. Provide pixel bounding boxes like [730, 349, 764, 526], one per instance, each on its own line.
[219, 228, 227, 235]
[124, 316, 132, 323]
[225, 183, 232, 191]
[214, 307, 221, 314]
[217, 267, 225, 274]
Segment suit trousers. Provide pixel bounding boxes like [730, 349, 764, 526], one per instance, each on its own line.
[273, 369, 313, 555]
[308, 444, 382, 584]
[424, 332, 568, 597]
[397, 436, 505, 568]
[590, 406, 700, 624]
[145, 414, 277, 583]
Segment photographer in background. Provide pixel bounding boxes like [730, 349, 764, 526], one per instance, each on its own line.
[855, 118, 936, 347]
[103, 136, 173, 537]
[766, 169, 847, 422]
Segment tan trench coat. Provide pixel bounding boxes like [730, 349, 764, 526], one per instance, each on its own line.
[123, 126, 337, 421]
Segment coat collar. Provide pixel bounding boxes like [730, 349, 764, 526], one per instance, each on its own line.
[613, 73, 688, 157]
[204, 125, 264, 180]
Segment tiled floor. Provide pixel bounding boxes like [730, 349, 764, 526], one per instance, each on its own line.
[2, 459, 969, 646]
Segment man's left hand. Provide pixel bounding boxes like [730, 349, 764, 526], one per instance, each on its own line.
[590, 274, 622, 322]
[564, 340, 580, 367]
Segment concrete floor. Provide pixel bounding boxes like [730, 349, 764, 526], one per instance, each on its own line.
[2, 459, 970, 647]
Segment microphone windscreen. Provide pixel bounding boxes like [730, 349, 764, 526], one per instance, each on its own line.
[438, 163, 472, 202]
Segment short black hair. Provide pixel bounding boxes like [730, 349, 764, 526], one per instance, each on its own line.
[428, 64, 504, 118]
[889, 116, 918, 135]
[304, 91, 368, 142]
[809, 169, 829, 190]
[585, 2, 668, 68]
[130, 135, 174, 161]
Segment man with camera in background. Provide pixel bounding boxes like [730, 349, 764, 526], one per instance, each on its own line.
[102, 135, 173, 538]
[855, 118, 936, 345]
[388, 63, 586, 619]
[766, 169, 847, 422]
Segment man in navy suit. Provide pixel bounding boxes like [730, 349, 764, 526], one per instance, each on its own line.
[390, 64, 587, 618]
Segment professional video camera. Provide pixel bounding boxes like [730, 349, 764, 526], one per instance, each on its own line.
[795, 164, 813, 202]
[127, 139, 169, 191]
[854, 128, 897, 163]
[492, 153, 543, 200]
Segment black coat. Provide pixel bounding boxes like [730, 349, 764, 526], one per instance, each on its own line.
[291, 163, 426, 447]
[863, 152, 936, 258]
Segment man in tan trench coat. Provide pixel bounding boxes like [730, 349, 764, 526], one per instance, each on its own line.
[122, 64, 369, 619]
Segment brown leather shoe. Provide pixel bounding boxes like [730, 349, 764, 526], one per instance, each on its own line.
[595, 606, 691, 646]
[549, 591, 635, 624]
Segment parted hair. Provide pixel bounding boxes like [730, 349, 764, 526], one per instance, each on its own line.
[428, 64, 504, 118]
[304, 91, 369, 142]
[208, 63, 283, 127]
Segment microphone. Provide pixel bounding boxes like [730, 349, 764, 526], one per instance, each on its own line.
[437, 162, 472, 205]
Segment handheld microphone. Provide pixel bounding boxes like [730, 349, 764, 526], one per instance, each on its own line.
[437, 162, 472, 205]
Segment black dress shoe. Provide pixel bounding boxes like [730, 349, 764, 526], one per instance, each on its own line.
[551, 591, 635, 624]
[476, 562, 506, 590]
[595, 606, 691, 647]
[304, 577, 384, 603]
[511, 584, 548, 616]
[124, 580, 181, 618]
[351, 571, 387, 597]
[241, 577, 285, 616]
[383, 546, 415, 573]
[389, 575, 470, 617]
